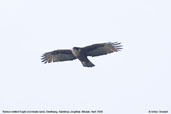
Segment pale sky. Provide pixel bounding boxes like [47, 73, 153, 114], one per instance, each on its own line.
[0, 0, 171, 114]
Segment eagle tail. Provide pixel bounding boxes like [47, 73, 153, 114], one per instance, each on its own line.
[81, 59, 95, 67]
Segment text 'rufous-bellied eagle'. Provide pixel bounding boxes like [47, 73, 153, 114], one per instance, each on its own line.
[41, 42, 122, 67]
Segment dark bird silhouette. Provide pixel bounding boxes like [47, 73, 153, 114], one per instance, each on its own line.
[41, 42, 122, 67]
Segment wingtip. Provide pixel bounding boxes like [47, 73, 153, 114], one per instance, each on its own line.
[108, 42, 121, 45]
[108, 41, 123, 51]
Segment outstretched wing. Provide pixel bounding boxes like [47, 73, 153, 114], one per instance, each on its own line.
[41, 50, 76, 64]
[83, 42, 122, 57]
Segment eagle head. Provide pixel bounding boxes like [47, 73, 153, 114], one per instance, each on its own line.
[72, 47, 81, 57]
[73, 47, 80, 50]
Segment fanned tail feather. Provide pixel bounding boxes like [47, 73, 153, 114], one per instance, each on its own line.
[81, 59, 95, 67]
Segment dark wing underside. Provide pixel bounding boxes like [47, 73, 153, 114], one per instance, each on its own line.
[41, 50, 76, 63]
[83, 42, 122, 57]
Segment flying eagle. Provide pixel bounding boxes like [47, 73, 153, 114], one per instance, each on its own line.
[41, 42, 122, 67]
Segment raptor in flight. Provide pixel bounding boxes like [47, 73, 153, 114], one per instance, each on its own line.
[41, 42, 122, 67]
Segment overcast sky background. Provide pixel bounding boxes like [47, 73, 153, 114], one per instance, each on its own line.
[0, 0, 171, 114]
